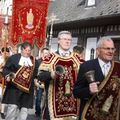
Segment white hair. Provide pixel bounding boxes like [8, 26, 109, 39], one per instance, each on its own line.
[97, 37, 113, 48]
[57, 31, 72, 39]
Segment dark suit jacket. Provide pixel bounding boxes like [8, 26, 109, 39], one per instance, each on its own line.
[2, 53, 39, 108]
[73, 58, 105, 120]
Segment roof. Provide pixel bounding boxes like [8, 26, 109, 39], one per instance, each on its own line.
[48, 0, 120, 25]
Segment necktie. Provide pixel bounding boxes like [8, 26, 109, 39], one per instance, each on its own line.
[103, 64, 109, 76]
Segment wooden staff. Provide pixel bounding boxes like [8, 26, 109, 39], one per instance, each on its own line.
[1, 26, 8, 95]
[3, 27, 8, 64]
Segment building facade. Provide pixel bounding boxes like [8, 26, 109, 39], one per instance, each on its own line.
[48, 0, 120, 60]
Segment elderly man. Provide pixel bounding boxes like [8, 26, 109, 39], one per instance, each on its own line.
[73, 37, 120, 120]
[38, 31, 84, 120]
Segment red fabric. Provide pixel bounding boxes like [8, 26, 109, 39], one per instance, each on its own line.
[42, 53, 82, 119]
[52, 58, 78, 117]
[12, 0, 49, 47]
[12, 66, 33, 93]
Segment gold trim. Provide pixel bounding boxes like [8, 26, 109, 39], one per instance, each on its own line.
[82, 61, 120, 120]
[47, 53, 81, 119]
[12, 56, 35, 93]
[117, 91, 120, 120]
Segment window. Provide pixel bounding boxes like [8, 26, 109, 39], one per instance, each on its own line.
[0, 0, 12, 15]
[90, 48, 95, 60]
[86, 0, 96, 7]
[85, 37, 97, 60]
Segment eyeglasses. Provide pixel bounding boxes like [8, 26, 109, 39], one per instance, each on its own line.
[100, 47, 116, 52]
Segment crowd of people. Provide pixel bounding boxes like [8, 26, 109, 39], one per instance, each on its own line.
[0, 30, 119, 120]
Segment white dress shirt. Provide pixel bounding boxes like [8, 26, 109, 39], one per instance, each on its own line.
[98, 58, 111, 76]
[19, 56, 33, 66]
[59, 48, 70, 57]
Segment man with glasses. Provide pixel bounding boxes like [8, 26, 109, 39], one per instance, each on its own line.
[38, 31, 84, 120]
[56, 31, 72, 56]
[73, 37, 120, 120]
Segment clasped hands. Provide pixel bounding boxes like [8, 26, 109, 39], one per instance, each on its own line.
[34, 79, 45, 89]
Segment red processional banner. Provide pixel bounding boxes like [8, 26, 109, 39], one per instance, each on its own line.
[12, 0, 49, 47]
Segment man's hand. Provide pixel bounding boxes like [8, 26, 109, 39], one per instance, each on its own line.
[6, 76, 11, 82]
[34, 79, 40, 88]
[34, 79, 45, 89]
[39, 83, 45, 89]
[5, 72, 16, 82]
[89, 82, 99, 94]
